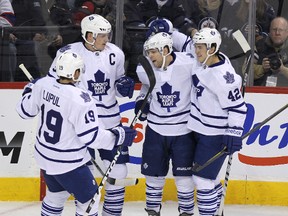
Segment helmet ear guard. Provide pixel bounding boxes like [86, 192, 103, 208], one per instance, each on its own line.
[56, 51, 85, 81]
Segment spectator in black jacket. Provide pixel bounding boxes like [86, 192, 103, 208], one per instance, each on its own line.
[0, 0, 16, 81]
[136, 0, 197, 36]
[254, 16, 288, 86]
[11, 0, 46, 81]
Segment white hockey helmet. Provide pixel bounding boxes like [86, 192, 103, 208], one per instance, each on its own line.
[144, 32, 173, 55]
[81, 14, 112, 44]
[193, 27, 222, 53]
[56, 51, 84, 81]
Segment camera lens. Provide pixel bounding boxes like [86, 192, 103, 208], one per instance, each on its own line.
[268, 53, 281, 70]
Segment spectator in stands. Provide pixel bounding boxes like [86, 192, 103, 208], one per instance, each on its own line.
[123, 0, 147, 82]
[0, 0, 16, 81]
[182, 0, 276, 50]
[253, 16, 288, 86]
[11, 0, 45, 81]
[73, 0, 117, 26]
[183, 0, 276, 76]
[46, 0, 81, 60]
[180, 0, 221, 30]
[136, 0, 197, 36]
[124, 0, 145, 27]
[236, 0, 276, 36]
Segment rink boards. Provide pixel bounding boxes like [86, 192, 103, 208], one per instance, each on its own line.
[0, 84, 288, 205]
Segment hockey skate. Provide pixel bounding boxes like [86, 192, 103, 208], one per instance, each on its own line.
[145, 208, 160, 216]
[179, 212, 193, 216]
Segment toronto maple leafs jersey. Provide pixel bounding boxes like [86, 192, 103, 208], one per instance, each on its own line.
[16, 77, 116, 175]
[136, 52, 195, 136]
[187, 53, 247, 136]
[48, 42, 125, 129]
[171, 31, 195, 54]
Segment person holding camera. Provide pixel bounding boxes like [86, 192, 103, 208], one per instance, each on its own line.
[253, 16, 288, 86]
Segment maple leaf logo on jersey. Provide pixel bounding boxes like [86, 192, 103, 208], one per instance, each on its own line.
[192, 74, 204, 98]
[156, 82, 180, 112]
[87, 70, 110, 101]
[80, 91, 91, 103]
[223, 71, 235, 84]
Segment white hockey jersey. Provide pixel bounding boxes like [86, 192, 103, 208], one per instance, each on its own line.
[187, 53, 247, 136]
[136, 52, 195, 136]
[16, 77, 116, 175]
[171, 31, 195, 54]
[48, 42, 125, 129]
[0, 0, 14, 26]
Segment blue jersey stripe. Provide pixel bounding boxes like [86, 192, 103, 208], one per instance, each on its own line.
[190, 114, 227, 129]
[35, 146, 84, 163]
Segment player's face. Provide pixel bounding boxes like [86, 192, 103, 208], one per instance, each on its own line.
[74, 70, 81, 81]
[93, 33, 110, 51]
[194, 44, 208, 63]
[146, 49, 163, 68]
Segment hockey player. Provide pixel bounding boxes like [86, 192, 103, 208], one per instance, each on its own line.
[16, 51, 137, 215]
[48, 14, 135, 216]
[135, 32, 196, 216]
[146, 19, 230, 214]
[188, 28, 247, 216]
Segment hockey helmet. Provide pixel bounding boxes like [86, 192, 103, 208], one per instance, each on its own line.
[81, 14, 111, 42]
[144, 32, 173, 55]
[193, 27, 222, 53]
[56, 51, 84, 81]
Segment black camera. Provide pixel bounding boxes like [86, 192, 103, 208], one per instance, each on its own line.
[267, 53, 281, 70]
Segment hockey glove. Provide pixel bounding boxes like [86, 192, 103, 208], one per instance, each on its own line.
[223, 127, 243, 154]
[110, 126, 137, 147]
[116, 76, 135, 98]
[134, 98, 150, 121]
[22, 78, 40, 96]
[146, 18, 173, 38]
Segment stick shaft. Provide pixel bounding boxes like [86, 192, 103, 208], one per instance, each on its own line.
[19, 64, 34, 81]
[193, 103, 288, 173]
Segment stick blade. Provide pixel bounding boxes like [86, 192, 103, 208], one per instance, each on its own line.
[232, 30, 251, 54]
[137, 55, 156, 89]
[111, 178, 139, 187]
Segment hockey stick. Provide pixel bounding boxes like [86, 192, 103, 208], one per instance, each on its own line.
[19, 64, 34, 81]
[84, 55, 156, 215]
[18, 63, 137, 187]
[192, 102, 288, 173]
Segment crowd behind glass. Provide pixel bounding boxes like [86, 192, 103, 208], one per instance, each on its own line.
[0, 0, 288, 87]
